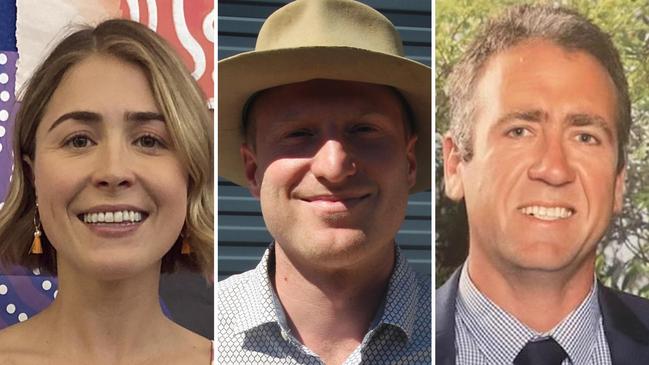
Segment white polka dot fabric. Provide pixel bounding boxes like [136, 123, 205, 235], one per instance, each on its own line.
[0, 50, 17, 195]
[0, 266, 58, 328]
[217, 244, 431, 364]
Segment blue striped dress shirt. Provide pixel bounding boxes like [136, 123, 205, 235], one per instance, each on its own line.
[455, 264, 612, 364]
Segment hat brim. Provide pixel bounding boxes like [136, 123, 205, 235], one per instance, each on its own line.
[218, 46, 431, 192]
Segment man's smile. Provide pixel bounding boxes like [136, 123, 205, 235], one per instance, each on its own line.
[518, 203, 575, 221]
[300, 193, 371, 214]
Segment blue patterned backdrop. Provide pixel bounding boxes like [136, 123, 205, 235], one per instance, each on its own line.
[0, 1, 17, 202]
[0, 1, 61, 330]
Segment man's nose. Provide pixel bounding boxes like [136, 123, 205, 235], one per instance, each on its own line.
[90, 142, 135, 190]
[310, 139, 356, 183]
[527, 134, 576, 186]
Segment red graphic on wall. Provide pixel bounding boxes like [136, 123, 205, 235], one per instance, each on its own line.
[119, 0, 214, 102]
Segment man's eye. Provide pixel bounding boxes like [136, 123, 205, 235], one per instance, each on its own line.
[351, 124, 378, 134]
[286, 129, 313, 138]
[135, 134, 165, 149]
[577, 133, 599, 145]
[64, 135, 94, 149]
[507, 127, 530, 138]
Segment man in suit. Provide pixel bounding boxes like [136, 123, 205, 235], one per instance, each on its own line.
[439, 4, 649, 364]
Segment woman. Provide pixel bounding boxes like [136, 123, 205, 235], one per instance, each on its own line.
[0, 19, 213, 364]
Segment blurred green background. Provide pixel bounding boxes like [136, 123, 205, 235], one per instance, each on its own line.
[435, 0, 649, 295]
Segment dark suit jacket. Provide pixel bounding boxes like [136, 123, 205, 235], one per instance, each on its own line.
[436, 268, 649, 364]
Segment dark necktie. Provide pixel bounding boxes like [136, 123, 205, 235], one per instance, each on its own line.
[513, 337, 568, 365]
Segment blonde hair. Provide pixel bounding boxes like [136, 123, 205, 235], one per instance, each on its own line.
[0, 19, 213, 277]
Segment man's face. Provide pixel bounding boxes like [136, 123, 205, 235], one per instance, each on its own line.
[241, 79, 417, 270]
[444, 39, 624, 274]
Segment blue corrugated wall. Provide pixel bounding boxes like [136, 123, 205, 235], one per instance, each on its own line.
[217, 0, 431, 281]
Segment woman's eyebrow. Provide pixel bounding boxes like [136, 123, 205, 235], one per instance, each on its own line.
[126, 111, 165, 123]
[48, 111, 101, 132]
[47, 110, 166, 133]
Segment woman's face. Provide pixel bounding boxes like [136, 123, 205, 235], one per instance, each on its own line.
[29, 54, 188, 280]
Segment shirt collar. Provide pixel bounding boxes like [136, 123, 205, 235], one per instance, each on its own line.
[457, 264, 601, 364]
[371, 246, 420, 340]
[233, 243, 421, 341]
[231, 245, 279, 334]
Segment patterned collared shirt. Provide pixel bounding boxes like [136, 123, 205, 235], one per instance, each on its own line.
[217, 244, 431, 364]
[455, 264, 612, 365]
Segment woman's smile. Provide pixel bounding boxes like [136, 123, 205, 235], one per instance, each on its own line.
[31, 54, 189, 279]
[76, 205, 149, 238]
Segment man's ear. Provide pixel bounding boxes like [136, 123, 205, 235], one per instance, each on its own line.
[613, 166, 626, 214]
[442, 133, 465, 201]
[240, 144, 261, 198]
[406, 135, 417, 189]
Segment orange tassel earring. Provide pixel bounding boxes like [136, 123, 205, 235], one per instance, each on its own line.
[181, 232, 191, 255]
[30, 203, 43, 254]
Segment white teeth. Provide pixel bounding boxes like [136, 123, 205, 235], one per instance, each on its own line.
[539, 206, 546, 216]
[82, 210, 144, 224]
[520, 206, 573, 221]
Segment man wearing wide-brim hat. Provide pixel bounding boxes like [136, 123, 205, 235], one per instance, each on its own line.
[217, 0, 431, 363]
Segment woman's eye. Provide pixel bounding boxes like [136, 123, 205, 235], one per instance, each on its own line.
[135, 135, 164, 149]
[65, 135, 94, 149]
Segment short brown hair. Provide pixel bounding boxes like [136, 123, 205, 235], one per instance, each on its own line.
[447, 4, 631, 171]
[0, 19, 213, 277]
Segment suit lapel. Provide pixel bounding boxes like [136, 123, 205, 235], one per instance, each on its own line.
[436, 272, 649, 364]
[599, 282, 649, 363]
[436, 268, 461, 365]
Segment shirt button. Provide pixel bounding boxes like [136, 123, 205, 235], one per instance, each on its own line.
[281, 330, 289, 341]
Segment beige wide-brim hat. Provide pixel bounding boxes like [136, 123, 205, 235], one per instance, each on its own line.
[218, 0, 431, 192]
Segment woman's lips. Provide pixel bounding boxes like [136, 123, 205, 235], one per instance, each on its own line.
[82, 221, 143, 238]
[77, 212, 148, 238]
